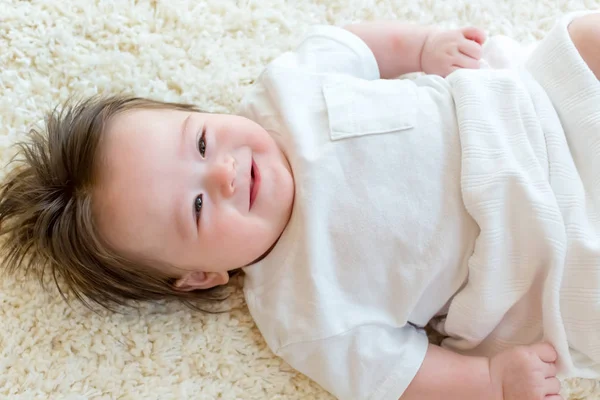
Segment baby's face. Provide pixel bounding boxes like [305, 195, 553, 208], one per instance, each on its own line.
[94, 108, 294, 290]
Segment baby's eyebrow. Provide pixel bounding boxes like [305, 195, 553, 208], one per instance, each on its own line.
[174, 114, 194, 242]
[178, 114, 192, 156]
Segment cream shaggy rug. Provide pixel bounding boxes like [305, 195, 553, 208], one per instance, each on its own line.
[2, 0, 600, 398]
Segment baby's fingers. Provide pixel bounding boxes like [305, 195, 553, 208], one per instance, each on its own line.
[544, 377, 561, 395]
[461, 26, 487, 45]
[544, 361, 558, 378]
[459, 39, 483, 60]
[532, 342, 559, 363]
[452, 53, 481, 70]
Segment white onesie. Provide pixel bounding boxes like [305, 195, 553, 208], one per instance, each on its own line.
[240, 10, 600, 400]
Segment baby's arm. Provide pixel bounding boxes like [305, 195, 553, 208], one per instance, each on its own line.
[401, 342, 562, 400]
[401, 343, 493, 400]
[568, 13, 600, 79]
[344, 22, 486, 78]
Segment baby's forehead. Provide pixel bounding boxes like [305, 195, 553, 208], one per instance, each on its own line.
[95, 108, 186, 208]
[102, 108, 182, 150]
[106, 107, 176, 131]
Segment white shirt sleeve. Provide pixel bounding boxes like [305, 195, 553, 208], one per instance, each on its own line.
[237, 25, 381, 134]
[267, 25, 380, 80]
[277, 324, 429, 400]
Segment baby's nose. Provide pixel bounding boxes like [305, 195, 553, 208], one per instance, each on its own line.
[207, 155, 236, 198]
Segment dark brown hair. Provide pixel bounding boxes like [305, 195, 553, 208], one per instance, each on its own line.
[0, 96, 238, 312]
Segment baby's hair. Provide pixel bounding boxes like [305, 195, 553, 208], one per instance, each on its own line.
[0, 96, 238, 312]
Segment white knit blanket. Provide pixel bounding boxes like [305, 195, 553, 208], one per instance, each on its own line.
[441, 12, 600, 382]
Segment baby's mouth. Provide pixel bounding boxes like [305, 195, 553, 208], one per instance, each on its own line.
[249, 158, 260, 210]
[250, 165, 255, 197]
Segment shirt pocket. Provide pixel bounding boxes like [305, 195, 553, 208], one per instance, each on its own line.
[322, 77, 418, 141]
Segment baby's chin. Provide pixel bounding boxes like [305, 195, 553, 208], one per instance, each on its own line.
[245, 162, 294, 268]
[245, 227, 287, 267]
[243, 243, 273, 268]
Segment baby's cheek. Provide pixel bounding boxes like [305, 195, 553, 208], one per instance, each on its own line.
[243, 122, 276, 151]
[210, 216, 262, 265]
[213, 213, 238, 237]
[210, 209, 249, 245]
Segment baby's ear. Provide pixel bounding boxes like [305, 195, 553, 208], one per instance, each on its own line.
[173, 271, 229, 291]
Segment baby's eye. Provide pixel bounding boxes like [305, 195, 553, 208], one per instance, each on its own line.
[198, 127, 207, 158]
[195, 195, 203, 223]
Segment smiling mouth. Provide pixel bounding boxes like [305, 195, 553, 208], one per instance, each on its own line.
[249, 158, 260, 210]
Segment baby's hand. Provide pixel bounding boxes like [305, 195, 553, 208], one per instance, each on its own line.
[421, 27, 486, 77]
[489, 342, 563, 400]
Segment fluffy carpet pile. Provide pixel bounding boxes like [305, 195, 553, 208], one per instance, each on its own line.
[2, 0, 600, 398]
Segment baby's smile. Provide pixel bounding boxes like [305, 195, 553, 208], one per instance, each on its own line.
[250, 158, 260, 210]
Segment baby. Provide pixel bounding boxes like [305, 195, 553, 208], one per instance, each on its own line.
[2, 8, 600, 400]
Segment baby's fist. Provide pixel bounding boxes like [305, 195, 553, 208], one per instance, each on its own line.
[421, 27, 486, 77]
[490, 342, 563, 400]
